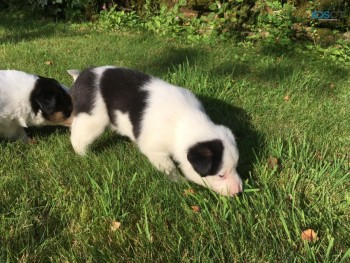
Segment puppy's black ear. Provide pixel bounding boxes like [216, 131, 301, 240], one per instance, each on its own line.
[30, 76, 61, 116]
[187, 139, 223, 177]
[35, 95, 56, 115]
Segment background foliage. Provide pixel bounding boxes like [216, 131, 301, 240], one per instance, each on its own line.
[1, 1, 348, 72]
[1, 0, 349, 33]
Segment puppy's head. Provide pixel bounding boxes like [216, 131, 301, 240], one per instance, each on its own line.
[184, 125, 242, 196]
[30, 76, 73, 126]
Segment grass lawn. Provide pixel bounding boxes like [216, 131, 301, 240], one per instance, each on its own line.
[0, 13, 349, 262]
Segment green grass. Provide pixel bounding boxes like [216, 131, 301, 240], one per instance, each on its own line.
[1, 13, 350, 262]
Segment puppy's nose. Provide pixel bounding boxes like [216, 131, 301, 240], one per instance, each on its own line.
[229, 175, 243, 196]
[230, 182, 242, 196]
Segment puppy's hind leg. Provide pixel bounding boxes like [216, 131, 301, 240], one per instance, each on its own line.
[70, 113, 109, 155]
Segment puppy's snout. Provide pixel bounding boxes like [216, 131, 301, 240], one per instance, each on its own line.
[208, 172, 243, 197]
[230, 179, 243, 196]
[219, 171, 242, 196]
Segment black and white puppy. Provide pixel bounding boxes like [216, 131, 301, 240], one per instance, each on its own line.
[68, 66, 242, 196]
[0, 70, 73, 141]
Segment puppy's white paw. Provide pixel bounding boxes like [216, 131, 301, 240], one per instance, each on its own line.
[71, 139, 88, 156]
[165, 168, 181, 181]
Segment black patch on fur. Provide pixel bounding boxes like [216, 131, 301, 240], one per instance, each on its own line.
[70, 68, 97, 114]
[187, 139, 224, 177]
[30, 76, 72, 120]
[99, 67, 150, 138]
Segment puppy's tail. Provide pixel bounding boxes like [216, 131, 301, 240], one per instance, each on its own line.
[67, 69, 81, 82]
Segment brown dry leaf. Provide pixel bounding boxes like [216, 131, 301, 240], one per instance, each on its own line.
[301, 229, 318, 242]
[110, 221, 121, 232]
[45, 61, 53, 66]
[315, 151, 323, 160]
[183, 188, 195, 196]
[191, 205, 201, 213]
[260, 31, 270, 38]
[329, 83, 336, 89]
[283, 95, 290, 101]
[267, 156, 279, 169]
[29, 138, 38, 144]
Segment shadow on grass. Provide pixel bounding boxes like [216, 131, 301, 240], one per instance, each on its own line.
[199, 95, 264, 181]
[139, 46, 203, 77]
[90, 131, 131, 155]
[0, 126, 69, 145]
[0, 11, 83, 45]
[25, 126, 69, 138]
[210, 61, 252, 80]
[25, 126, 130, 154]
[260, 45, 350, 83]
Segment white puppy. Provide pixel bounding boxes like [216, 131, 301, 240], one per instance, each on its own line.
[0, 70, 73, 141]
[68, 66, 242, 196]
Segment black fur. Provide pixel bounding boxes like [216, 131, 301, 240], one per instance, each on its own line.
[187, 139, 224, 177]
[99, 68, 150, 138]
[71, 69, 97, 114]
[30, 76, 72, 120]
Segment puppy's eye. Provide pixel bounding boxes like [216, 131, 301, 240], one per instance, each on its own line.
[219, 174, 225, 178]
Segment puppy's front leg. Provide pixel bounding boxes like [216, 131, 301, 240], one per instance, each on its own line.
[70, 113, 109, 155]
[146, 153, 180, 181]
[16, 128, 29, 142]
[1, 125, 29, 142]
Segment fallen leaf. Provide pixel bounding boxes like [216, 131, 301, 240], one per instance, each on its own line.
[260, 31, 270, 38]
[301, 229, 318, 242]
[110, 221, 121, 232]
[45, 61, 53, 65]
[267, 156, 279, 169]
[183, 188, 195, 196]
[283, 95, 290, 101]
[28, 138, 38, 144]
[191, 205, 201, 213]
[276, 56, 283, 63]
[315, 151, 323, 160]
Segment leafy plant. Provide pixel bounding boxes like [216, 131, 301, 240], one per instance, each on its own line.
[97, 4, 141, 30]
[3, 0, 100, 20]
[206, 0, 253, 36]
[143, 0, 187, 37]
[309, 39, 350, 64]
[253, 1, 296, 48]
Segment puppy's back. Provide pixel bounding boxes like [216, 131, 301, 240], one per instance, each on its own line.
[0, 70, 37, 112]
[71, 66, 151, 138]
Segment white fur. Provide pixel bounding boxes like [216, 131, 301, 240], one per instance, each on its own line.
[71, 90, 109, 153]
[0, 70, 45, 141]
[138, 78, 242, 196]
[69, 67, 243, 196]
[112, 111, 135, 140]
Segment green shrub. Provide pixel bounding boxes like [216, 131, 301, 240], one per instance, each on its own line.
[2, 0, 103, 20]
[143, 0, 187, 36]
[309, 39, 350, 64]
[98, 5, 141, 30]
[2, 0, 349, 47]
[251, 1, 297, 48]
